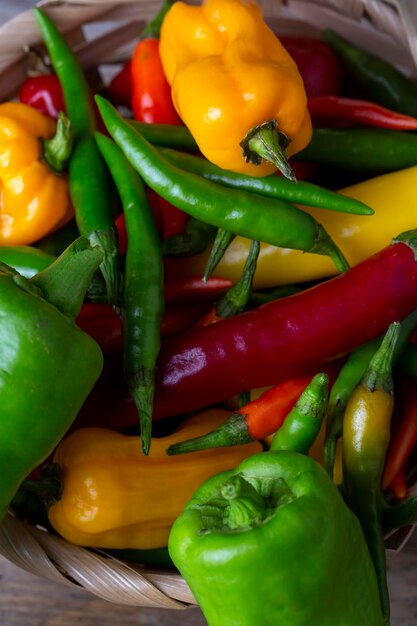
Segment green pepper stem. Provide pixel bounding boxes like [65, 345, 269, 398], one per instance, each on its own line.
[140, 0, 176, 40]
[166, 413, 252, 455]
[240, 120, 297, 182]
[393, 228, 417, 260]
[42, 112, 73, 173]
[310, 223, 350, 273]
[216, 239, 260, 319]
[128, 365, 156, 456]
[17, 463, 63, 508]
[203, 228, 235, 282]
[221, 474, 267, 529]
[162, 218, 217, 258]
[30, 236, 103, 320]
[362, 322, 401, 393]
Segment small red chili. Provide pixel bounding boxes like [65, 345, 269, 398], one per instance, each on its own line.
[19, 73, 65, 119]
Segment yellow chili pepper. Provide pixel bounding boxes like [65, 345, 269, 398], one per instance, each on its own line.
[159, 0, 312, 179]
[186, 164, 417, 289]
[46, 409, 262, 550]
[0, 103, 72, 246]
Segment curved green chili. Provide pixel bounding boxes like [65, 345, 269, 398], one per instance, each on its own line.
[34, 8, 120, 307]
[160, 147, 374, 215]
[342, 322, 400, 624]
[270, 373, 328, 454]
[95, 96, 350, 274]
[95, 132, 164, 456]
[323, 29, 417, 118]
[296, 127, 417, 172]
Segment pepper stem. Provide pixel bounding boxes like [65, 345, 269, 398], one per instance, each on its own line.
[221, 474, 267, 530]
[203, 228, 235, 282]
[140, 0, 176, 40]
[30, 235, 103, 320]
[42, 111, 73, 173]
[310, 223, 350, 273]
[240, 120, 297, 182]
[216, 240, 260, 319]
[362, 322, 401, 394]
[166, 413, 252, 455]
[128, 365, 155, 456]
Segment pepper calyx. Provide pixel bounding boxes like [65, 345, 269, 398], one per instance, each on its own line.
[392, 228, 417, 260]
[41, 111, 73, 173]
[240, 120, 297, 182]
[362, 322, 401, 394]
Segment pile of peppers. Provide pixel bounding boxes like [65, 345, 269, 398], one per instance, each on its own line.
[4, 1, 417, 624]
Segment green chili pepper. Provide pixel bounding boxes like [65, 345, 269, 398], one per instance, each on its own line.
[162, 217, 217, 258]
[216, 240, 260, 319]
[323, 29, 417, 118]
[203, 228, 235, 282]
[169, 451, 384, 626]
[0, 246, 56, 279]
[160, 147, 374, 215]
[342, 322, 401, 625]
[0, 237, 104, 520]
[297, 127, 417, 172]
[95, 96, 350, 274]
[129, 120, 199, 152]
[34, 8, 120, 307]
[95, 133, 164, 456]
[325, 309, 417, 478]
[270, 373, 328, 454]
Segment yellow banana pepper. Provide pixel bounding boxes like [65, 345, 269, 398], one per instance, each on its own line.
[159, 0, 312, 178]
[0, 103, 72, 246]
[47, 409, 262, 550]
[186, 165, 417, 288]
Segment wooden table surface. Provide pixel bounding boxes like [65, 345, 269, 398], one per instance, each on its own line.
[2, 2, 417, 624]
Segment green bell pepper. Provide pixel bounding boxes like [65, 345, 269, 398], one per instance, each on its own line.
[0, 236, 104, 520]
[168, 451, 384, 626]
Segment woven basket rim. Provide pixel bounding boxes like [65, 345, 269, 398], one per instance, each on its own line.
[1, 0, 417, 610]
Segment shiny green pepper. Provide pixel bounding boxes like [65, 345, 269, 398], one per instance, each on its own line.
[168, 451, 384, 626]
[0, 237, 104, 520]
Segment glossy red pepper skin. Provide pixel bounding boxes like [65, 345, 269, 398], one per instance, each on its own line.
[131, 38, 181, 125]
[107, 61, 132, 108]
[19, 73, 65, 119]
[152, 241, 417, 418]
[308, 95, 417, 130]
[279, 36, 344, 97]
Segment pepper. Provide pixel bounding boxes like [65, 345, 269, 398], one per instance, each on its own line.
[279, 35, 344, 97]
[106, 61, 132, 109]
[95, 95, 349, 274]
[0, 102, 73, 246]
[323, 29, 417, 118]
[296, 127, 417, 173]
[0, 236, 104, 520]
[342, 323, 400, 624]
[19, 72, 65, 120]
[130, 0, 181, 125]
[186, 163, 417, 289]
[270, 373, 328, 454]
[168, 451, 384, 626]
[307, 96, 417, 130]
[95, 133, 164, 455]
[33, 7, 120, 307]
[151, 230, 417, 421]
[159, 0, 312, 178]
[35, 410, 262, 550]
[0, 245, 56, 279]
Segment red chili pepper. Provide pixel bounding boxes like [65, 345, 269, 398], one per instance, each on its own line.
[383, 377, 417, 492]
[19, 73, 65, 119]
[107, 60, 133, 108]
[279, 35, 344, 97]
[78, 302, 118, 321]
[164, 275, 233, 305]
[308, 95, 417, 130]
[147, 188, 188, 239]
[131, 1, 181, 125]
[152, 234, 417, 419]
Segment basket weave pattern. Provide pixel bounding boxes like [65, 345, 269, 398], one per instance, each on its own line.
[0, 0, 416, 609]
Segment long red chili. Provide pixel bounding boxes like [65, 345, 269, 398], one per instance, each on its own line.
[151, 231, 417, 419]
[308, 95, 417, 130]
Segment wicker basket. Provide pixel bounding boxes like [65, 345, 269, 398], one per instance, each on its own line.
[1, 0, 417, 610]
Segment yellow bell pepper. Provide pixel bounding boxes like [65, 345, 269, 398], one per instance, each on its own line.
[159, 0, 312, 178]
[47, 409, 262, 550]
[0, 103, 72, 246]
[186, 164, 417, 289]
